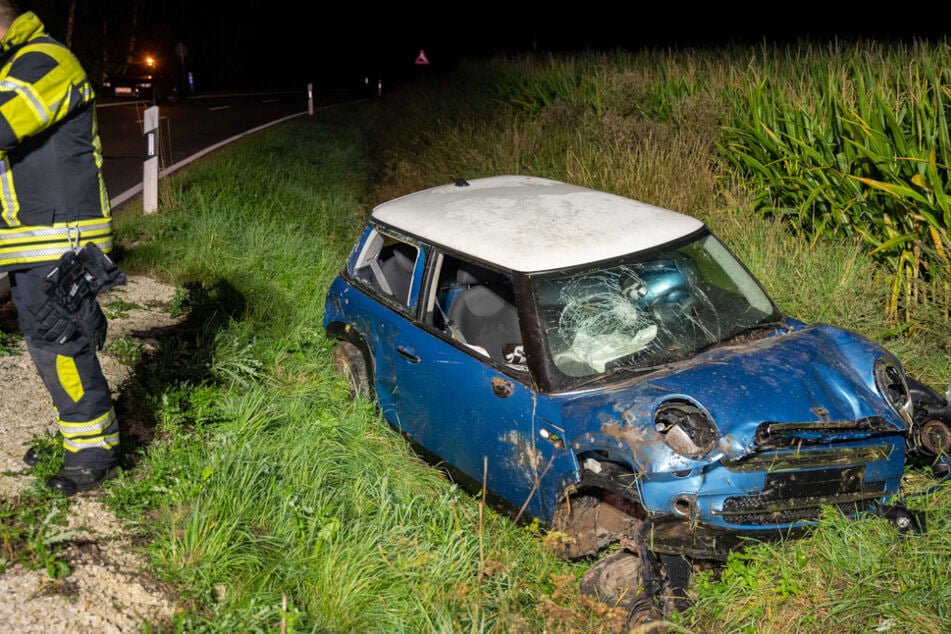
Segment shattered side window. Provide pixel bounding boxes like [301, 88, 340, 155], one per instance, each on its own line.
[532, 231, 783, 387]
[349, 227, 421, 309]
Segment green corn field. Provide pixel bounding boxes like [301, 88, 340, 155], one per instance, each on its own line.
[720, 40, 951, 324]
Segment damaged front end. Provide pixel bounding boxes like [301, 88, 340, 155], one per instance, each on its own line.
[555, 345, 914, 550]
[552, 414, 911, 564]
[546, 328, 929, 626]
[550, 408, 920, 627]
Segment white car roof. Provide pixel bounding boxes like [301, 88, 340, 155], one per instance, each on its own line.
[371, 175, 705, 272]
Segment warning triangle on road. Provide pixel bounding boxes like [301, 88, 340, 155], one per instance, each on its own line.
[415, 49, 430, 65]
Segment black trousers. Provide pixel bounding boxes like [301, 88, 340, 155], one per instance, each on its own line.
[9, 264, 119, 469]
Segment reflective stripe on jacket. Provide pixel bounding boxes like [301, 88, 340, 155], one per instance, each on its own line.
[0, 11, 112, 272]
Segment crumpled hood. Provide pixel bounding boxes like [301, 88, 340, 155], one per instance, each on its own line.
[565, 324, 907, 464]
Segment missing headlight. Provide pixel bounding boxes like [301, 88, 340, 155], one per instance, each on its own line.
[654, 400, 718, 458]
[874, 358, 913, 427]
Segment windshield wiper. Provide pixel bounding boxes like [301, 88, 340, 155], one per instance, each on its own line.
[719, 321, 787, 345]
[569, 360, 676, 390]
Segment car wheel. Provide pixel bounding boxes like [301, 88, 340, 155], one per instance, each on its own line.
[580, 543, 666, 629]
[332, 340, 372, 399]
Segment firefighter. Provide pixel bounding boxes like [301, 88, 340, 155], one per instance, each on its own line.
[0, 1, 124, 495]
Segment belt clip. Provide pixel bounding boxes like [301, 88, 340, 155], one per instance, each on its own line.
[66, 224, 81, 251]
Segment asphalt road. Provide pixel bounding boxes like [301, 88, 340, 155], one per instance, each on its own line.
[98, 90, 319, 209]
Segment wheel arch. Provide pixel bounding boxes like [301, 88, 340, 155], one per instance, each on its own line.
[548, 454, 646, 559]
[325, 321, 376, 391]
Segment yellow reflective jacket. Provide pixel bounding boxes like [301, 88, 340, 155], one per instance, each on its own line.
[0, 11, 112, 272]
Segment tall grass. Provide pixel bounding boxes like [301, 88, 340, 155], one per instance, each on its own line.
[720, 39, 951, 325]
[101, 44, 951, 633]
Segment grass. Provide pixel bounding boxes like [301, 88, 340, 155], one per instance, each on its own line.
[0, 495, 75, 579]
[2, 42, 951, 633]
[2, 433, 79, 580]
[0, 331, 19, 356]
[684, 497, 951, 633]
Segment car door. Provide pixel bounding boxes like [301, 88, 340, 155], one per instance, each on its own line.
[341, 226, 426, 419]
[389, 252, 572, 520]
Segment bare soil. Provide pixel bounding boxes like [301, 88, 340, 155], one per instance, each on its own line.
[0, 276, 181, 633]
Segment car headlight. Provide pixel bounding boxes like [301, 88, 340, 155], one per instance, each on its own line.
[654, 400, 718, 458]
[874, 358, 913, 427]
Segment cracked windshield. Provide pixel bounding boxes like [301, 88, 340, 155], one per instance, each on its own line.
[533, 231, 783, 386]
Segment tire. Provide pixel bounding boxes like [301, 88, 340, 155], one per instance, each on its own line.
[331, 340, 372, 399]
[580, 545, 666, 630]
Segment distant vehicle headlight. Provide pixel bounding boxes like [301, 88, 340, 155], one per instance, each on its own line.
[654, 400, 718, 458]
[874, 358, 913, 427]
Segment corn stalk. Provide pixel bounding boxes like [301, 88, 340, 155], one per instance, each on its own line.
[720, 41, 951, 325]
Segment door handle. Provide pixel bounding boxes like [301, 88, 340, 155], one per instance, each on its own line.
[397, 345, 420, 363]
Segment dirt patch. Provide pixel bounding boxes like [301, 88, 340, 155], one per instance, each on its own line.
[0, 275, 181, 633]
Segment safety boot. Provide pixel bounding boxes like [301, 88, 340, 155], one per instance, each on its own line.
[22, 446, 45, 467]
[46, 465, 118, 496]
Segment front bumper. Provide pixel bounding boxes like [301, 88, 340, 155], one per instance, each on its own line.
[638, 437, 906, 558]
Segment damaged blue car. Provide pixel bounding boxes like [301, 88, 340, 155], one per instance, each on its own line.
[323, 175, 948, 623]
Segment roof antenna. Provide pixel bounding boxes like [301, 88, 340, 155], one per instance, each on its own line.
[453, 177, 470, 187]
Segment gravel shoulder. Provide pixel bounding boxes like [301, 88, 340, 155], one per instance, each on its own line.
[0, 275, 181, 633]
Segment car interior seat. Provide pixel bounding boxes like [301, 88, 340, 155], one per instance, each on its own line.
[380, 244, 416, 304]
[446, 275, 521, 362]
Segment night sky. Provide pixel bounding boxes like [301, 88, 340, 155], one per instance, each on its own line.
[16, 1, 951, 94]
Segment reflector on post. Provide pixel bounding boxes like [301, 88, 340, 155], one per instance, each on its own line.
[143, 105, 159, 214]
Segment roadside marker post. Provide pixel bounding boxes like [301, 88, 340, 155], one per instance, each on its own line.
[143, 105, 159, 213]
[308, 83, 314, 116]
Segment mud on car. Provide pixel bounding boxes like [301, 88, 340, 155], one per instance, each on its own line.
[323, 175, 950, 623]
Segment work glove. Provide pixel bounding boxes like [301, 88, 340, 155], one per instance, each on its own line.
[43, 242, 127, 311]
[35, 243, 127, 349]
[34, 293, 77, 345]
[75, 297, 108, 350]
